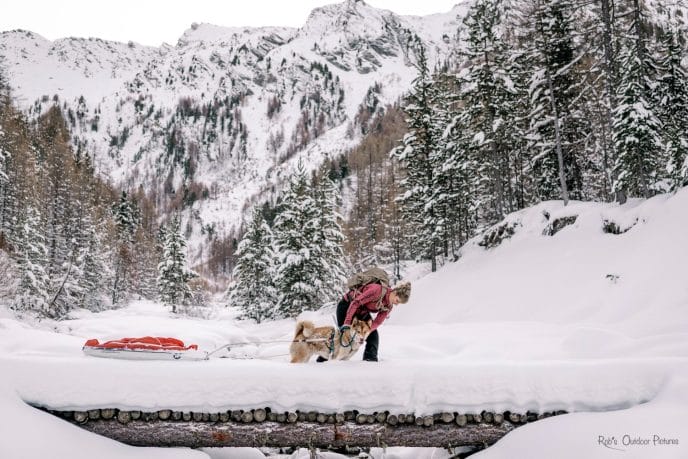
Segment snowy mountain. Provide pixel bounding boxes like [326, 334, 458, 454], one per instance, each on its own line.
[0, 0, 468, 264]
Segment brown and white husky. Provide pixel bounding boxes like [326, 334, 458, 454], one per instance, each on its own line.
[289, 318, 372, 363]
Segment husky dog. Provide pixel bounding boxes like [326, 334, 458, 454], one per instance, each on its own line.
[289, 318, 372, 363]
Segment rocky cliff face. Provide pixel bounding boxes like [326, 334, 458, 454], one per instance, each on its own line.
[0, 0, 469, 262]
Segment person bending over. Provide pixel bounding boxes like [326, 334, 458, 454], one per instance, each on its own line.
[318, 281, 411, 362]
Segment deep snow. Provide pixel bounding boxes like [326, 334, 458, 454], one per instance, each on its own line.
[1, 188, 687, 458]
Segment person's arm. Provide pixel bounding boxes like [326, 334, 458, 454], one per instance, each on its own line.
[343, 283, 383, 326]
[369, 309, 389, 332]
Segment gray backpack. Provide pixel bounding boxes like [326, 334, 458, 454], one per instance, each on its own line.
[346, 267, 390, 291]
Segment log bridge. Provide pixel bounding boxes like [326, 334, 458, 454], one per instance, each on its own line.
[41, 407, 568, 449]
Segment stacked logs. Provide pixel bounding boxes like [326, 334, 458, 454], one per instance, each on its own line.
[52, 408, 568, 427]
[43, 407, 568, 448]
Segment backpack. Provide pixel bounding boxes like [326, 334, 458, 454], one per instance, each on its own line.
[345, 267, 390, 291]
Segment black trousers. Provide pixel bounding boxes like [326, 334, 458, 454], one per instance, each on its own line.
[336, 299, 379, 361]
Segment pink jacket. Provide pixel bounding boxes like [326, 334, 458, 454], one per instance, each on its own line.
[343, 283, 392, 332]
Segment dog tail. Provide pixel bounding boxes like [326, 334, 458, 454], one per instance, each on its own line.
[294, 320, 315, 339]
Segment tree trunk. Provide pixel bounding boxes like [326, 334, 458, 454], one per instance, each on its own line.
[546, 68, 570, 206]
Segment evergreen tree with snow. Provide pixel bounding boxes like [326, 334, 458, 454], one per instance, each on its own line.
[12, 205, 50, 315]
[77, 214, 112, 311]
[228, 209, 278, 323]
[430, 72, 476, 255]
[113, 191, 140, 242]
[524, 0, 585, 203]
[459, 0, 521, 222]
[611, 12, 663, 201]
[313, 170, 348, 300]
[111, 191, 141, 304]
[273, 163, 324, 318]
[656, 30, 688, 192]
[157, 216, 193, 312]
[391, 43, 442, 272]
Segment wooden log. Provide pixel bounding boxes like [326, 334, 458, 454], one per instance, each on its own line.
[439, 412, 454, 424]
[74, 411, 88, 424]
[193, 412, 203, 422]
[101, 409, 116, 420]
[287, 412, 298, 424]
[219, 412, 230, 422]
[182, 412, 192, 422]
[231, 410, 242, 422]
[276, 413, 287, 423]
[73, 419, 514, 448]
[158, 410, 172, 421]
[386, 414, 398, 426]
[117, 411, 131, 425]
[131, 411, 141, 421]
[355, 414, 367, 424]
[316, 413, 327, 423]
[241, 411, 254, 423]
[397, 414, 406, 424]
[209, 413, 219, 423]
[87, 410, 100, 421]
[253, 409, 267, 423]
[172, 411, 182, 421]
[455, 414, 467, 427]
[493, 413, 504, 425]
[482, 411, 494, 424]
[297, 412, 306, 422]
[375, 412, 387, 423]
[335, 413, 345, 424]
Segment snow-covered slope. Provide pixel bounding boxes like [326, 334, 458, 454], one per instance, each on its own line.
[1, 188, 687, 458]
[0, 0, 469, 262]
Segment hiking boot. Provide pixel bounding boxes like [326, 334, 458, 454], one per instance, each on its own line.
[316, 356, 328, 363]
[362, 356, 378, 362]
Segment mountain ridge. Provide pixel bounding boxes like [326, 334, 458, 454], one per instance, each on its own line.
[0, 1, 470, 267]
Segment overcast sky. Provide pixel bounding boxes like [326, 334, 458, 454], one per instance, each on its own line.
[1, 0, 460, 47]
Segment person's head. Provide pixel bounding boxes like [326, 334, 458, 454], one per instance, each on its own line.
[390, 281, 411, 305]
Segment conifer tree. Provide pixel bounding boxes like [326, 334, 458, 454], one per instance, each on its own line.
[459, 0, 520, 222]
[314, 171, 348, 300]
[228, 209, 278, 322]
[611, 9, 662, 201]
[157, 216, 193, 312]
[525, 0, 585, 203]
[77, 214, 112, 311]
[12, 205, 50, 315]
[391, 43, 441, 272]
[273, 163, 323, 318]
[656, 31, 688, 192]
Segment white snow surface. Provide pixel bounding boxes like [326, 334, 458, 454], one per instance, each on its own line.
[1, 188, 688, 458]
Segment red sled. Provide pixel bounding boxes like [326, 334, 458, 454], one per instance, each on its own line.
[82, 336, 208, 361]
